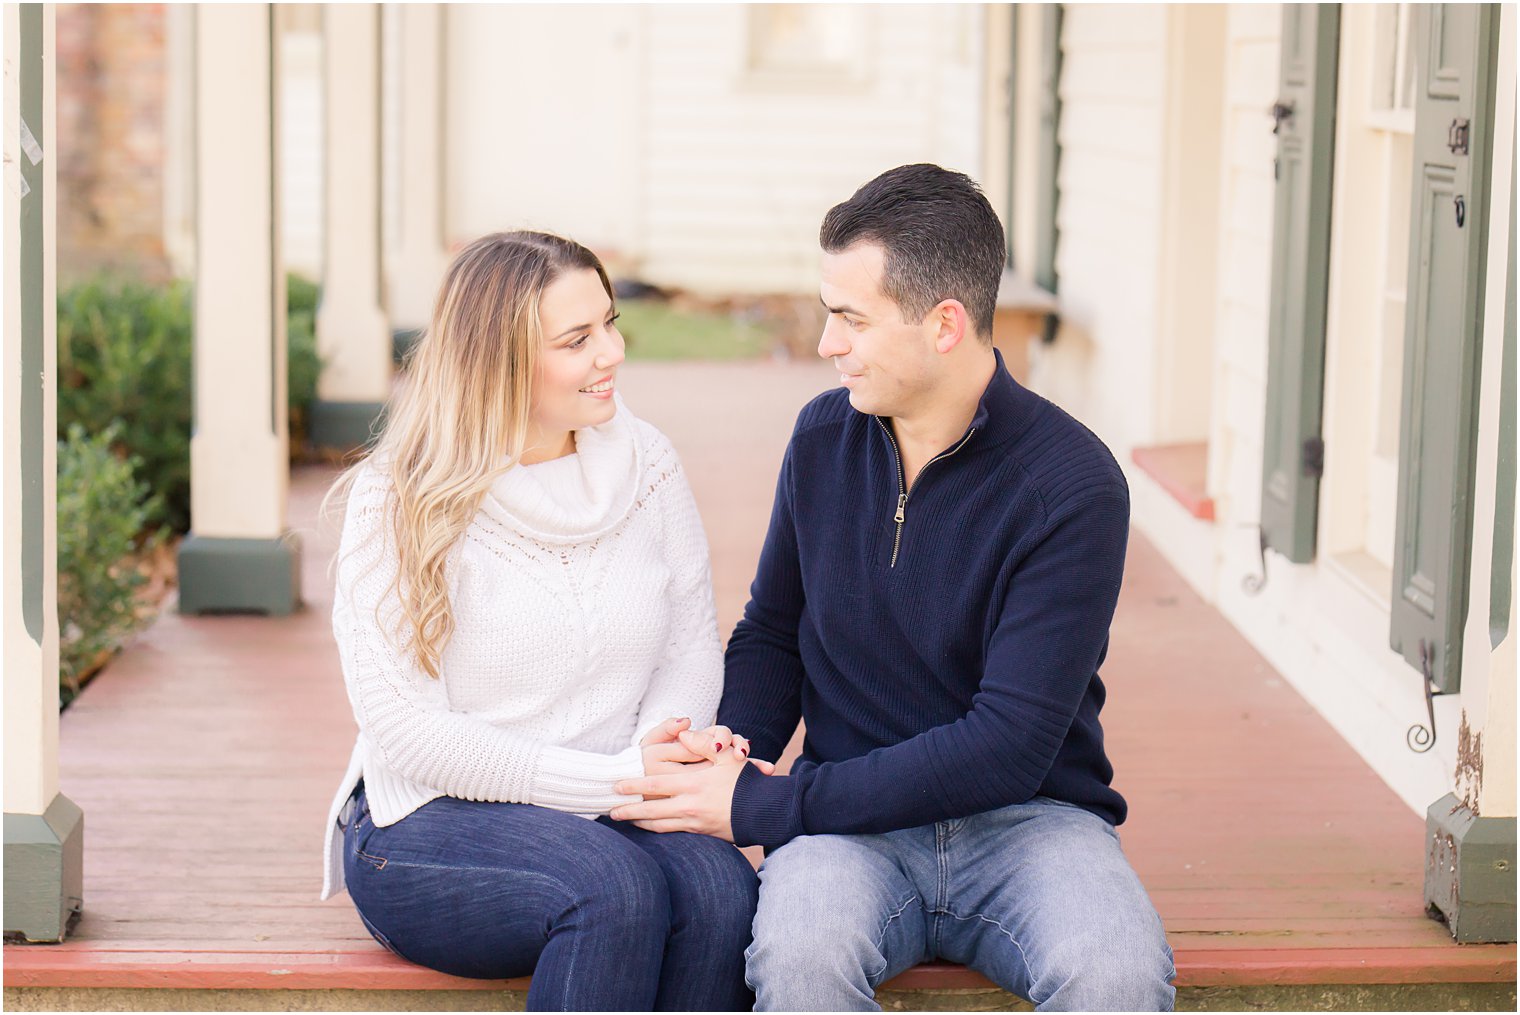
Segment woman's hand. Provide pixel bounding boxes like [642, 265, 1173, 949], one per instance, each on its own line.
[641, 716, 711, 777]
[678, 725, 776, 775]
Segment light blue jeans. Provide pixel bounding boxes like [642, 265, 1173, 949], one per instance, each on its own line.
[745, 796, 1175, 1011]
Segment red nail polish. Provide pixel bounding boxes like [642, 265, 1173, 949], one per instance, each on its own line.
[716, 742, 725, 751]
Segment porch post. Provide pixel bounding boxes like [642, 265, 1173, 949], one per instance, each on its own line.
[384, 2, 449, 354]
[1422, 4, 1517, 945]
[176, 4, 301, 616]
[310, 3, 390, 451]
[3, 2, 84, 943]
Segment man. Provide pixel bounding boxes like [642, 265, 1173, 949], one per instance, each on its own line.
[613, 164, 1174, 1011]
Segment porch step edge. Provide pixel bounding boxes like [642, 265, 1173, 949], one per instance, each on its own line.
[5, 944, 1515, 990]
[5, 982, 1518, 1013]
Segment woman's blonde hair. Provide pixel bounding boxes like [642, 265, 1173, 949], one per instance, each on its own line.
[324, 231, 615, 678]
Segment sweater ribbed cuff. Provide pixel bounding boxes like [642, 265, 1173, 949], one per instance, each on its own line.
[531, 744, 645, 813]
[730, 763, 804, 850]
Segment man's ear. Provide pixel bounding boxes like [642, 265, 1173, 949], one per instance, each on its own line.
[930, 299, 970, 354]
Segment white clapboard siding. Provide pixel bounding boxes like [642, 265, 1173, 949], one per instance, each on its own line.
[442, 5, 983, 293]
[1211, 9, 1282, 522]
[444, 5, 646, 261]
[1039, 3, 1168, 450]
[638, 4, 983, 293]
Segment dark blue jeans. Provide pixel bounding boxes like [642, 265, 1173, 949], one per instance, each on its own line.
[342, 784, 758, 1011]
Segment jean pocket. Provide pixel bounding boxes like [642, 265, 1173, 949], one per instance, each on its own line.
[345, 811, 388, 871]
[353, 846, 388, 870]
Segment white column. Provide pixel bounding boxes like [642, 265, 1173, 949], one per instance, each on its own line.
[384, 3, 450, 337]
[177, 3, 300, 616]
[980, 4, 1014, 245]
[3, 2, 82, 943]
[1459, 5, 1518, 825]
[311, 2, 391, 450]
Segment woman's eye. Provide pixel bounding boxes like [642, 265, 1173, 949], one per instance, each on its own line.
[569, 335, 589, 350]
[606, 313, 621, 328]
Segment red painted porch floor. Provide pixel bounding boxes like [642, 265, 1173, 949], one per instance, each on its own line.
[6, 361, 1514, 996]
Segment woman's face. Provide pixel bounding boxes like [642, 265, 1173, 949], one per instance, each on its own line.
[530, 268, 625, 446]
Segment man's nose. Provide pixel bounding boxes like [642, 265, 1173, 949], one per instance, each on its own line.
[817, 317, 849, 361]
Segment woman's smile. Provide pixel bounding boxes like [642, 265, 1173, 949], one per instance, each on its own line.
[580, 375, 616, 398]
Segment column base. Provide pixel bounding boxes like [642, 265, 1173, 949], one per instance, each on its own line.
[4, 794, 84, 943]
[308, 399, 386, 453]
[1424, 793, 1517, 943]
[392, 327, 422, 364]
[177, 533, 302, 616]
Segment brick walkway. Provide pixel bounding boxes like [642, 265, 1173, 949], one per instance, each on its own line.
[6, 360, 1514, 998]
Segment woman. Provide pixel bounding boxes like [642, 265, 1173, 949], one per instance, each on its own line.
[318, 231, 759, 1011]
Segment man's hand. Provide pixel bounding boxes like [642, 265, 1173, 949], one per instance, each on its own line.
[612, 749, 753, 840]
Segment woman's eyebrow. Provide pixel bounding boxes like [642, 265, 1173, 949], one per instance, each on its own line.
[550, 300, 615, 342]
[551, 322, 593, 342]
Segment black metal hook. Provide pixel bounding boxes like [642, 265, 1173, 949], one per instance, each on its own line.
[1406, 638, 1438, 753]
[1242, 526, 1268, 595]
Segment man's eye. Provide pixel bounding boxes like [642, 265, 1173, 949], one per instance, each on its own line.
[847, 318, 865, 330]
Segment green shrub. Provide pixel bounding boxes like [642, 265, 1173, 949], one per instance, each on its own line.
[287, 274, 321, 423]
[57, 277, 193, 531]
[56, 423, 166, 704]
[56, 274, 324, 531]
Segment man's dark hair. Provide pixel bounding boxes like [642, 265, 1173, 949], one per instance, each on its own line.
[820, 164, 1005, 341]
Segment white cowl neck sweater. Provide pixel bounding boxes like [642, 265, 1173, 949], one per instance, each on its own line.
[320, 400, 722, 899]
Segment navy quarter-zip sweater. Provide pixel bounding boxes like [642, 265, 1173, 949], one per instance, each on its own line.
[719, 351, 1129, 850]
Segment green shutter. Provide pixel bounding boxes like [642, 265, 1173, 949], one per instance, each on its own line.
[1492, 155, 1515, 648]
[19, 2, 45, 643]
[1260, 4, 1339, 565]
[1389, 4, 1500, 693]
[1033, 4, 1062, 294]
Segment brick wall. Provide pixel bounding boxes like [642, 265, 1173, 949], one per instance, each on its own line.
[56, 3, 170, 283]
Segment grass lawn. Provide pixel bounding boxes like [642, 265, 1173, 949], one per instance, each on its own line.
[617, 298, 774, 360]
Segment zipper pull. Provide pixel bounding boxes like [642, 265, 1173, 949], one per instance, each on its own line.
[894, 494, 907, 524]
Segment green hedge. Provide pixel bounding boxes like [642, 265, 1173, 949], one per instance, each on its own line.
[57, 278, 193, 531]
[287, 274, 321, 427]
[56, 423, 165, 704]
[57, 275, 322, 534]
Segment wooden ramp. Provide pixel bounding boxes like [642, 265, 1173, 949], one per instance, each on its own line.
[6, 361, 1514, 1010]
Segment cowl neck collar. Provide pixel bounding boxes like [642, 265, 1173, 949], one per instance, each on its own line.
[479, 396, 642, 544]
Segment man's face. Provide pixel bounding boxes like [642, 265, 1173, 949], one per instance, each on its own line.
[817, 242, 939, 418]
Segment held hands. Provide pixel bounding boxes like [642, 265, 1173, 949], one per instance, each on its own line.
[640, 717, 710, 777]
[620, 717, 776, 840]
[638, 717, 776, 776]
